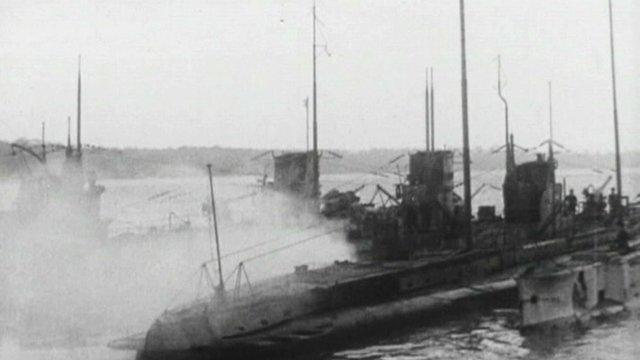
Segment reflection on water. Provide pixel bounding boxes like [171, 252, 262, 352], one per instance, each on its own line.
[333, 310, 527, 360]
[1, 169, 640, 359]
[330, 308, 640, 360]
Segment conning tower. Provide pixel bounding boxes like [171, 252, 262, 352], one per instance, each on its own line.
[393, 150, 459, 252]
[273, 151, 318, 200]
[503, 81, 561, 227]
[503, 152, 557, 224]
[401, 150, 455, 211]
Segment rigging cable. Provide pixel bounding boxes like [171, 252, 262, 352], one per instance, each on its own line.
[238, 226, 343, 263]
[203, 225, 344, 268]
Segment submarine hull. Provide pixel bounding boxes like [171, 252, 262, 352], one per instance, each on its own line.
[120, 223, 640, 360]
[135, 279, 516, 360]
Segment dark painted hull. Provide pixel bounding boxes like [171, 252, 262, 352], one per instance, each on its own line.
[129, 219, 640, 360]
[136, 280, 517, 360]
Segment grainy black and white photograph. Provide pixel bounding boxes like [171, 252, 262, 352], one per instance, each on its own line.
[1, 0, 639, 359]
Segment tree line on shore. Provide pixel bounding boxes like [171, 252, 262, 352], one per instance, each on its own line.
[1, 140, 638, 179]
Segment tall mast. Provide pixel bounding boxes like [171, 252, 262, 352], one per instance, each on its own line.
[548, 81, 556, 235]
[510, 134, 515, 161]
[425, 68, 430, 152]
[459, 0, 473, 251]
[430, 68, 435, 151]
[608, 0, 622, 201]
[41, 122, 46, 163]
[312, 1, 319, 198]
[207, 164, 225, 295]
[66, 116, 72, 157]
[497, 55, 511, 172]
[548, 81, 554, 162]
[305, 97, 310, 152]
[76, 55, 82, 159]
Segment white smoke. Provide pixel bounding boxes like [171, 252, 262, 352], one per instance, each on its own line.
[0, 172, 354, 359]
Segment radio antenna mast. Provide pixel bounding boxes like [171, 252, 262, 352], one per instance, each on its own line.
[425, 68, 431, 152]
[607, 0, 622, 204]
[459, 0, 473, 251]
[430, 67, 435, 151]
[206, 164, 225, 296]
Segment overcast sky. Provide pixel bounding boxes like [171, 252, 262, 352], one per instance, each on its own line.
[0, 0, 638, 152]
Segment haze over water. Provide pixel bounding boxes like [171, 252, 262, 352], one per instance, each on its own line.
[1, 168, 639, 359]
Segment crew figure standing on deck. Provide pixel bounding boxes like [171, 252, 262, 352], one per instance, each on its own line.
[565, 189, 577, 215]
[597, 193, 606, 218]
[581, 188, 610, 219]
[613, 220, 631, 254]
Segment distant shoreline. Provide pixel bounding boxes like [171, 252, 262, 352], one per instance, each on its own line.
[1, 141, 638, 180]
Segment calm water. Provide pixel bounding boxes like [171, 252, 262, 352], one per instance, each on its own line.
[1, 168, 640, 360]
